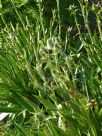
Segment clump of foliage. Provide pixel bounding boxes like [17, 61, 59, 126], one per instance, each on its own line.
[0, 0, 102, 135]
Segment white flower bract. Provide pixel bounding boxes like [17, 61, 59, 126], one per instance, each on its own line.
[57, 104, 62, 109]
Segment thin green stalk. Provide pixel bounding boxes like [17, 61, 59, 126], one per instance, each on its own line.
[56, 0, 61, 37]
[10, 0, 25, 28]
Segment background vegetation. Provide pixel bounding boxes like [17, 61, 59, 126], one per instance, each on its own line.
[0, 0, 102, 135]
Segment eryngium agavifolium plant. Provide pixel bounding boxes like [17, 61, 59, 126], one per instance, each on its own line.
[0, 0, 102, 135]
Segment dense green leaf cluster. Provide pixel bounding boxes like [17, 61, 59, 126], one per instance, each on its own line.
[0, 0, 102, 135]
